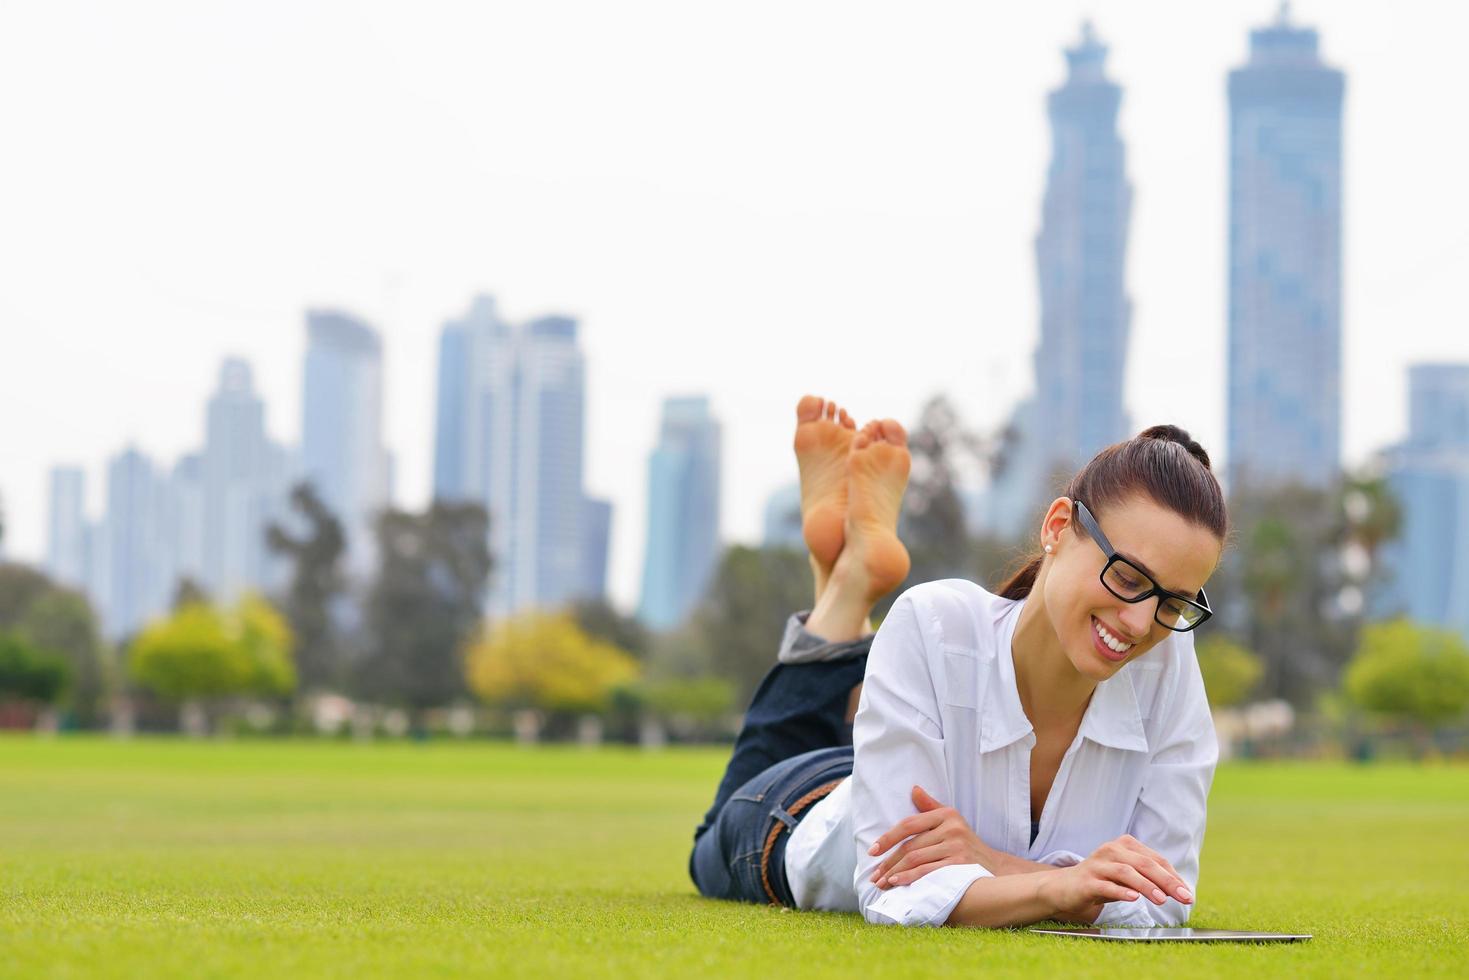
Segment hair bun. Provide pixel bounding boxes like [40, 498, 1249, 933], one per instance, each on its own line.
[1139, 424, 1212, 471]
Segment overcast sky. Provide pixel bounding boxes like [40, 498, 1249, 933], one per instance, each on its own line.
[2, 0, 1466, 612]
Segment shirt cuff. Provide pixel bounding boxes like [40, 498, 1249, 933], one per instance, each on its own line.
[1092, 894, 1191, 927]
[862, 864, 993, 927]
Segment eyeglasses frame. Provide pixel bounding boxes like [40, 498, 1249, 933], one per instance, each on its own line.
[1068, 498, 1213, 633]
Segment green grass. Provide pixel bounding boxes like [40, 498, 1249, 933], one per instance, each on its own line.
[0, 737, 1465, 978]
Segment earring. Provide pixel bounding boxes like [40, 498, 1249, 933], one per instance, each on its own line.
[1044, 544, 1053, 554]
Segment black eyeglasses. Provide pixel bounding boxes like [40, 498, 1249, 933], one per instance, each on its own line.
[1070, 498, 1212, 633]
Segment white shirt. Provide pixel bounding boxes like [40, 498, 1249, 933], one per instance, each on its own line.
[784, 579, 1218, 927]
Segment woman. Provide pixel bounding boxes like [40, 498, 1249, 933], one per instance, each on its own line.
[689, 395, 1226, 928]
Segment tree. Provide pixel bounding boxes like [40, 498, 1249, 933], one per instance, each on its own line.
[1194, 636, 1264, 708]
[570, 598, 652, 661]
[266, 482, 348, 691]
[128, 598, 296, 730]
[1212, 482, 1362, 706]
[0, 564, 109, 726]
[465, 612, 639, 719]
[357, 502, 491, 718]
[0, 632, 70, 706]
[1344, 620, 1469, 729]
[674, 544, 812, 708]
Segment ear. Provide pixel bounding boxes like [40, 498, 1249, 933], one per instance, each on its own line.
[1039, 496, 1075, 552]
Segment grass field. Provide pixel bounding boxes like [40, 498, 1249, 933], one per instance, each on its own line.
[0, 737, 1465, 978]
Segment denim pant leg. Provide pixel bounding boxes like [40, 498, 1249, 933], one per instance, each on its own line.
[688, 613, 872, 896]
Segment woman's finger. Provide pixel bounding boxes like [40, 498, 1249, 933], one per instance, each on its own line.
[867, 810, 945, 856]
[871, 831, 948, 881]
[883, 856, 954, 888]
[1100, 862, 1167, 906]
[1116, 842, 1191, 902]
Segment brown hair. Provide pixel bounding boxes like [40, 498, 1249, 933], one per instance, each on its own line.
[997, 424, 1228, 600]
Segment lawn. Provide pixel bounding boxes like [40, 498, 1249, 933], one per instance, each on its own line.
[0, 737, 1465, 978]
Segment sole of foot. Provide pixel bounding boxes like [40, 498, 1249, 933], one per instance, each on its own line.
[843, 418, 912, 604]
[794, 394, 856, 582]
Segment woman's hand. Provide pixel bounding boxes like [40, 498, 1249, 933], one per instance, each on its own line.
[1038, 835, 1194, 923]
[866, 785, 996, 889]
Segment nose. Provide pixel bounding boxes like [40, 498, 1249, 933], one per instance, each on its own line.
[1117, 601, 1153, 642]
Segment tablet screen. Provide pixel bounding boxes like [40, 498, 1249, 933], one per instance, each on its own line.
[1030, 927, 1311, 942]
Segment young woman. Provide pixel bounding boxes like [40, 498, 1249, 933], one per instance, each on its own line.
[689, 395, 1226, 928]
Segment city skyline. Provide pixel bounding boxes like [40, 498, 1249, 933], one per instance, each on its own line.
[4, 2, 1468, 613]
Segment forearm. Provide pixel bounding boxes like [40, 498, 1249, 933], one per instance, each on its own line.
[944, 870, 1064, 929]
[975, 843, 1065, 877]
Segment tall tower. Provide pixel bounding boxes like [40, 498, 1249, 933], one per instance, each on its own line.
[45, 466, 88, 590]
[638, 396, 722, 630]
[102, 447, 172, 639]
[432, 296, 590, 616]
[1227, 3, 1345, 492]
[302, 309, 390, 577]
[1376, 364, 1469, 642]
[200, 358, 294, 600]
[988, 23, 1132, 537]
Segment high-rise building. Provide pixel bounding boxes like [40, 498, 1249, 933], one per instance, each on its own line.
[638, 396, 722, 630]
[987, 23, 1131, 537]
[45, 466, 88, 589]
[1375, 364, 1469, 641]
[761, 482, 803, 551]
[200, 358, 293, 601]
[432, 296, 591, 616]
[1227, 5, 1345, 492]
[102, 447, 172, 639]
[302, 309, 390, 577]
[581, 497, 613, 602]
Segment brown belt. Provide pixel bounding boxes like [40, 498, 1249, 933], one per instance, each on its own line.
[759, 779, 845, 906]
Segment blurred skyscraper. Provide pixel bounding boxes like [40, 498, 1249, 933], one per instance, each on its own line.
[761, 482, 803, 551]
[102, 447, 172, 639]
[987, 23, 1132, 536]
[1226, 5, 1345, 492]
[1375, 364, 1469, 641]
[302, 309, 391, 577]
[201, 358, 295, 600]
[45, 466, 87, 590]
[581, 497, 613, 601]
[432, 295, 594, 615]
[639, 396, 722, 630]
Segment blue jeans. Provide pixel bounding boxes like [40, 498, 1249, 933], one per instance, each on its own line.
[688, 613, 872, 906]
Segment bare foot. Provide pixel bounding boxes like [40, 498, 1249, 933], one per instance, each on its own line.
[794, 394, 856, 599]
[844, 418, 912, 604]
[805, 418, 912, 642]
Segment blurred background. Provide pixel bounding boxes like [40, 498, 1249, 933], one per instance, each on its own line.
[1, 1, 1466, 756]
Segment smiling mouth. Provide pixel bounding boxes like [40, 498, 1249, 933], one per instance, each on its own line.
[1091, 616, 1135, 660]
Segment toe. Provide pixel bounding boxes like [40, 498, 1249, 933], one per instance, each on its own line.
[797, 395, 824, 422]
[878, 419, 908, 447]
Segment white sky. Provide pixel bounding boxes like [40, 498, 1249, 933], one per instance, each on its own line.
[1, 0, 1466, 613]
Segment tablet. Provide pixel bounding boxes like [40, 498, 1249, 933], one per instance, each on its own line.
[1030, 927, 1311, 943]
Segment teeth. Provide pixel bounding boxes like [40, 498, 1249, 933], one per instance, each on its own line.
[1094, 618, 1133, 654]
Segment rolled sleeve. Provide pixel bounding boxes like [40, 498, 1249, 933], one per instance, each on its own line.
[863, 864, 994, 926]
[850, 592, 982, 926]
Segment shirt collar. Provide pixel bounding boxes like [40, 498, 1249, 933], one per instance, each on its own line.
[982, 597, 1149, 754]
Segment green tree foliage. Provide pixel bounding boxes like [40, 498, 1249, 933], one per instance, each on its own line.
[0, 564, 109, 724]
[0, 632, 70, 704]
[1344, 620, 1469, 727]
[357, 502, 491, 713]
[570, 598, 652, 660]
[129, 598, 296, 703]
[266, 482, 348, 691]
[673, 544, 812, 708]
[1194, 635, 1264, 708]
[1211, 483, 1364, 706]
[465, 612, 639, 715]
